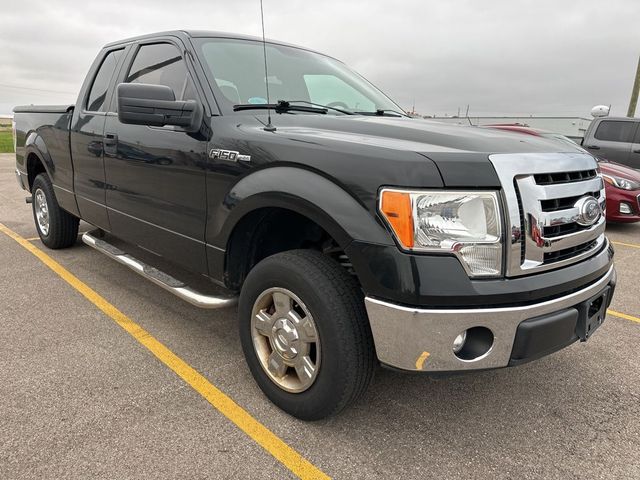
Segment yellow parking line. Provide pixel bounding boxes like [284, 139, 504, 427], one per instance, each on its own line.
[0, 223, 329, 480]
[25, 231, 88, 242]
[611, 240, 640, 249]
[607, 309, 640, 324]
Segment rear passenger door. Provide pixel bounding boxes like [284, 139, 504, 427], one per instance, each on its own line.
[103, 40, 209, 274]
[70, 47, 126, 230]
[585, 119, 635, 165]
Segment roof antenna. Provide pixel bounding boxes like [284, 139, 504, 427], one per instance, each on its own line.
[465, 104, 472, 125]
[260, 0, 276, 132]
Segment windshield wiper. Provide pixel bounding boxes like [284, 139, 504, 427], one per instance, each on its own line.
[286, 100, 354, 115]
[233, 100, 327, 114]
[354, 109, 407, 117]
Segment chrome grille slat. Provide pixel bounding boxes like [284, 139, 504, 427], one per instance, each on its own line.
[540, 190, 600, 212]
[544, 239, 599, 263]
[533, 177, 603, 199]
[489, 153, 606, 277]
[537, 207, 581, 226]
[540, 220, 605, 252]
[543, 222, 587, 238]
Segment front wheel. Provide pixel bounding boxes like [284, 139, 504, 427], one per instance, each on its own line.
[32, 173, 79, 249]
[239, 250, 375, 420]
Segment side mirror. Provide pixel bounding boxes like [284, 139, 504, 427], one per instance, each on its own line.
[117, 83, 202, 132]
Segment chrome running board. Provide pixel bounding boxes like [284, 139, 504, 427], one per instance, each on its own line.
[82, 231, 238, 309]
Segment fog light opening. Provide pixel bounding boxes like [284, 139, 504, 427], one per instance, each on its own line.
[454, 327, 494, 361]
[619, 202, 632, 215]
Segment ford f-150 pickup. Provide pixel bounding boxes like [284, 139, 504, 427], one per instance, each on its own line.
[13, 30, 616, 420]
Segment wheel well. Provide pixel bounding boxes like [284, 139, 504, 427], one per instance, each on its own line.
[225, 207, 354, 291]
[27, 153, 46, 191]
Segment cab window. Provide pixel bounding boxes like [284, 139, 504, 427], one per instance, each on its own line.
[86, 49, 124, 112]
[594, 120, 636, 143]
[126, 43, 196, 101]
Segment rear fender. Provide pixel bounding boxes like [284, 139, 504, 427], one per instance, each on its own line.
[24, 132, 54, 191]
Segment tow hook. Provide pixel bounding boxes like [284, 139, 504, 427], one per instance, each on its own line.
[25, 196, 33, 204]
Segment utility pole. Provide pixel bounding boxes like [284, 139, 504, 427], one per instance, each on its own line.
[627, 55, 640, 118]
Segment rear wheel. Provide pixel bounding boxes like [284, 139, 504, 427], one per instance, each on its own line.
[32, 173, 79, 249]
[239, 249, 375, 420]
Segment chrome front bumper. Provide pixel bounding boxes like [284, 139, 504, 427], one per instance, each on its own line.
[365, 264, 616, 372]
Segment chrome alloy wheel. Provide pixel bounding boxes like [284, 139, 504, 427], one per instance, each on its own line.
[251, 287, 321, 393]
[34, 188, 50, 236]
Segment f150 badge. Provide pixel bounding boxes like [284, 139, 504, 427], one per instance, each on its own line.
[209, 148, 251, 162]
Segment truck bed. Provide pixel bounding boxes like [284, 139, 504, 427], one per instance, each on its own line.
[13, 104, 76, 215]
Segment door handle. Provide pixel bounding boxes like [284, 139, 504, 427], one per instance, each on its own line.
[633, 149, 640, 154]
[104, 133, 118, 147]
[103, 133, 118, 157]
[586, 145, 600, 150]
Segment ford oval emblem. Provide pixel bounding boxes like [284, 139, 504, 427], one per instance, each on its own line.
[574, 196, 602, 226]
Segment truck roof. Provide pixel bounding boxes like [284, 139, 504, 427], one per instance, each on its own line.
[104, 30, 317, 54]
[592, 116, 640, 121]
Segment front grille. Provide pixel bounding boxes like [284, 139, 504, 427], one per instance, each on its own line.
[489, 153, 607, 277]
[544, 239, 598, 263]
[543, 222, 587, 238]
[534, 169, 597, 185]
[540, 190, 600, 212]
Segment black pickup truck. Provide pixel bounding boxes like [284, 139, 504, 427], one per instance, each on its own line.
[13, 30, 616, 420]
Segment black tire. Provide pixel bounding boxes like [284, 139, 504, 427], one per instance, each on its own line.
[239, 249, 375, 420]
[31, 173, 79, 249]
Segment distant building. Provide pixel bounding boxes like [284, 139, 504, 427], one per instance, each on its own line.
[429, 116, 592, 142]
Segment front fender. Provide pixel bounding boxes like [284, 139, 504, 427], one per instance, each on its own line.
[211, 166, 394, 249]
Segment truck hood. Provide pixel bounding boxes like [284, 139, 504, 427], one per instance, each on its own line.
[263, 114, 586, 187]
[270, 115, 576, 156]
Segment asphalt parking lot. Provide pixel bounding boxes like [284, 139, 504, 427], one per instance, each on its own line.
[1, 152, 639, 480]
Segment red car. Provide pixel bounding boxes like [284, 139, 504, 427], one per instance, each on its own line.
[486, 124, 640, 223]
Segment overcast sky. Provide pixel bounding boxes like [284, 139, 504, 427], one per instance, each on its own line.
[1, 0, 639, 117]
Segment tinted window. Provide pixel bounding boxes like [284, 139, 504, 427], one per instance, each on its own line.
[86, 49, 123, 112]
[594, 120, 637, 143]
[126, 43, 194, 100]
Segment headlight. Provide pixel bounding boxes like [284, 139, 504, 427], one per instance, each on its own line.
[379, 189, 502, 277]
[602, 173, 640, 191]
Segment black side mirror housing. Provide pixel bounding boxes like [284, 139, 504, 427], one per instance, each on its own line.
[117, 83, 202, 132]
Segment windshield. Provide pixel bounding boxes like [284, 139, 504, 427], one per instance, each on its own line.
[193, 37, 403, 115]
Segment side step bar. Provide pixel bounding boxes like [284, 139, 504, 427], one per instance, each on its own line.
[82, 231, 238, 309]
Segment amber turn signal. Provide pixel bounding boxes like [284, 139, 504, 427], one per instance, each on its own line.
[380, 190, 414, 248]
